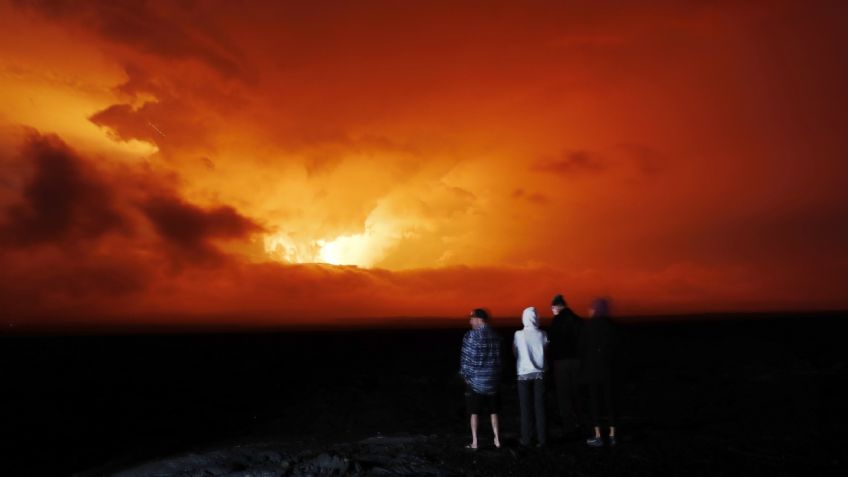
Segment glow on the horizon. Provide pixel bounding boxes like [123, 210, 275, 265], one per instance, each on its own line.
[263, 232, 375, 267]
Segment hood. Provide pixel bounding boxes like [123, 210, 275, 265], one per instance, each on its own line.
[522, 307, 539, 329]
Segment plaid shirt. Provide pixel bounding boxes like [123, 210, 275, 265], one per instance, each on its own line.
[460, 324, 502, 394]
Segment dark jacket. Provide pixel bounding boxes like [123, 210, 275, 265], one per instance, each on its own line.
[578, 315, 615, 381]
[548, 307, 583, 361]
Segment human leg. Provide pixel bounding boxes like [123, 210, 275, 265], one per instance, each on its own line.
[602, 373, 616, 441]
[465, 388, 481, 448]
[469, 414, 479, 448]
[606, 376, 615, 428]
[553, 360, 570, 428]
[533, 378, 546, 445]
[517, 380, 532, 446]
[490, 413, 501, 448]
[564, 359, 581, 429]
[585, 381, 606, 447]
[587, 381, 599, 430]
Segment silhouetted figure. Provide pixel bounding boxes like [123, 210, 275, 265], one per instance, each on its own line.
[513, 307, 549, 447]
[548, 294, 583, 436]
[580, 297, 617, 447]
[460, 308, 502, 449]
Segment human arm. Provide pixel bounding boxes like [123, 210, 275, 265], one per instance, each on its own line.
[460, 332, 475, 382]
[512, 331, 519, 357]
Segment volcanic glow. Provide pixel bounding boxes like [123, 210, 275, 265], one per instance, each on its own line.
[1, 0, 847, 327]
[263, 206, 410, 267]
[316, 235, 369, 267]
[263, 233, 376, 267]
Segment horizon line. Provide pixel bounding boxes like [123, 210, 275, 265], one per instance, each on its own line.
[3, 309, 845, 336]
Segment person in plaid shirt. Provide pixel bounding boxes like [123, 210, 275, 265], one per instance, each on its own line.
[460, 308, 502, 449]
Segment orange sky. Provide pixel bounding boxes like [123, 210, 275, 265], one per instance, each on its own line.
[1, 0, 847, 328]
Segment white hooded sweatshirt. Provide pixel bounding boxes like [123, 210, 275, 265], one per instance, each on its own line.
[513, 307, 549, 377]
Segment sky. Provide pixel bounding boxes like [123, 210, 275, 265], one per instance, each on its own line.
[1, 0, 847, 328]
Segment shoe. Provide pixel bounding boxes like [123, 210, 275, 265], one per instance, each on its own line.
[609, 436, 617, 447]
[586, 436, 603, 448]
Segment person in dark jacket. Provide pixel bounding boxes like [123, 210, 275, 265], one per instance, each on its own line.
[547, 294, 583, 436]
[460, 308, 503, 449]
[580, 297, 617, 447]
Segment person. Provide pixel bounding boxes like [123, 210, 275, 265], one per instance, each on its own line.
[580, 297, 617, 447]
[513, 306, 549, 447]
[460, 308, 503, 449]
[547, 294, 583, 437]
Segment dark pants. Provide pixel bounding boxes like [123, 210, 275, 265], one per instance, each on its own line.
[465, 387, 501, 415]
[586, 374, 615, 428]
[517, 378, 546, 445]
[553, 359, 581, 430]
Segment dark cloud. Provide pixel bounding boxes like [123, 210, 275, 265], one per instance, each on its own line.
[90, 103, 160, 144]
[511, 188, 549, 204]
[0, 131, 269, 319]
[0, 133, 127, 246]
[534, 150, 606, 175]
[85, 63, 250, 152]
[140, 195, 264, 262]
[13, 0, 246, 78]
[89, 98, 210, 149]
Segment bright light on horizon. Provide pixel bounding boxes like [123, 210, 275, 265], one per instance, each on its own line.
[263, 232, 377, 267]
[262, 203, 413, 268]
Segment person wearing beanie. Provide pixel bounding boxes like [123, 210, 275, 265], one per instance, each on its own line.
[459, 308, 503, 449]
[548, 293, 584, 438]
[580, 297, 617, 447]
[513, 307, 549, 447]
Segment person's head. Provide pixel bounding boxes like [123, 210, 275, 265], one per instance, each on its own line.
[551, 294, 566, 316]
[589, 297, 611, 318]
[469, 308, 489, 329]
[522, 306, 539, 329]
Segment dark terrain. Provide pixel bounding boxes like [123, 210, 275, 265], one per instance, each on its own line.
[2, 313, 846, 476]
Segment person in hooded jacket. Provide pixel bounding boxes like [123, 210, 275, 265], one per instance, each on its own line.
[513, 306, 549, 447]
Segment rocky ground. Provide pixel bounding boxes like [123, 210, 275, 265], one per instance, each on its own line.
[90, 427, 839, 477]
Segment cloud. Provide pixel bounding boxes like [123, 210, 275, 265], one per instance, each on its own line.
[533, 150, 606, 175]
[3, 1, 848, 327]
[511, 188, 549, 205]
[13, 0, 246, 78]
[1, 132, 845, 328]
[141, 194, 264, 263]
[0, 131, 267, 318]
[89, 100, 211, 151]
[0, 132, 127, 246]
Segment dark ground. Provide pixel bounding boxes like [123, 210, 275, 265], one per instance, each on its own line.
[2, 313, 847, 476]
